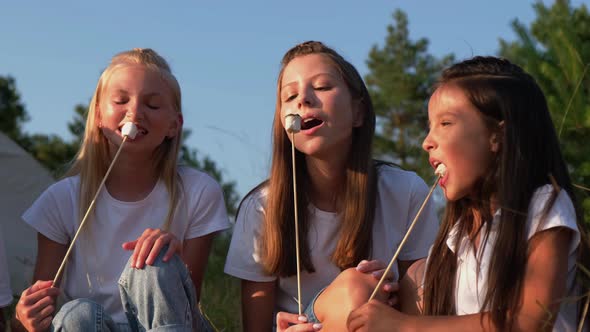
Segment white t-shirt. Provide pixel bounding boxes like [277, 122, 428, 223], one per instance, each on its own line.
[446, 185, 580, 331]
[224, 165, 439, 314]
[0, 230, 12, 307]
[23, 166, 231, 324]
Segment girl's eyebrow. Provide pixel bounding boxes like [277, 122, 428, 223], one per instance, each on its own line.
[112, 89, 162, 97]
[427, 111, 459, 127]
[281, 72, 339, 90]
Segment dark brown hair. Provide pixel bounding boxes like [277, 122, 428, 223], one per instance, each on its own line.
[423, 56, 589, 330]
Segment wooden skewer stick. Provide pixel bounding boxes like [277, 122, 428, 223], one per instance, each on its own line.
[285, 114, 303, 315]
[290, 131, 303, 315]
[53, 135, 131, 286]
[368, 174, 440, 301]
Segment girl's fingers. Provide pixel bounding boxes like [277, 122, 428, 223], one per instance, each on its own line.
[36, 303, 56, 321]
[135, 233, 158, 269]
[121, 239, 137, 251]
[162, 238, 178, 262]
[356, 260, 389, 276]
[127, 229, 180, 268]
[383, 282, 399, 293]
[277, 312, 306, 328]
[28, 294, 57, 316]
[146, 237, 167, 265]
[25, 280, 53, 295]
[20, 285, 59, 307]
[286, 323, 322, 331]
[36, 315, 54, 331]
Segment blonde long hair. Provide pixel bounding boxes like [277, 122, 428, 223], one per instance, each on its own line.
[258, 41, 378, 277]
[64, 48, 183, 231]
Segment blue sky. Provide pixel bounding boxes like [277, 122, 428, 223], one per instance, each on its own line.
[1, 1, 585, 197]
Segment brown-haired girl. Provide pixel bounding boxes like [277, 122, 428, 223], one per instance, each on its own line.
[225, 41, 439, 331]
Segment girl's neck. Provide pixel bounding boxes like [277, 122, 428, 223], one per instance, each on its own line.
[105, 150, 160, 202]
[305, 153, 347, 212]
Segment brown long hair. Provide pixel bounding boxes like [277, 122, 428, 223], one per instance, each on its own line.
[423, 56, 590, 330]
[64, 48, 183, 231]
[255, 41, 378, 277]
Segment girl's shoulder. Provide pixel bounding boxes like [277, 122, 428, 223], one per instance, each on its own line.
[43, 175, 80, 198]
[237, 182, 268, 215]
[527, 184, 577, 232]
[375, 162, 429, 194]
[177, 166, 224, 193]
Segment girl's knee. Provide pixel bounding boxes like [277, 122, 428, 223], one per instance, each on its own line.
[315, 268, 377, 321]
[120, 245, 188, 287]
[53, 299, 104, 331]
[332, 268, 377, 301]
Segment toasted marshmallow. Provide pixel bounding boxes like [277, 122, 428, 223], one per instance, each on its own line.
[285, 114, 301, 133]
[435, 163, 447, 177]
[121, 122, 138, 139]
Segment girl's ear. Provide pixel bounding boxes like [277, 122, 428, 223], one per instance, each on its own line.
[166, 113, 183, 138]
[490, 121, 504, 153]
[95, 105, 102, 128]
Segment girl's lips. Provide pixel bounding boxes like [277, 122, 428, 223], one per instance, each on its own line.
[439, 174, 448, 187]
[299, 121, 324, 135]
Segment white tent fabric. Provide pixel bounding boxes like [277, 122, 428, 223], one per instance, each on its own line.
[0, 132, 55, 295]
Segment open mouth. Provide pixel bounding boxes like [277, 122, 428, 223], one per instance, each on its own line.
[301, 118, 323, 130]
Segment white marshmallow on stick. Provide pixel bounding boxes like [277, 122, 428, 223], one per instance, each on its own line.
[122, 122, 138, 139]
[435, 163, 447, 177]
[285, 114, 301, 133]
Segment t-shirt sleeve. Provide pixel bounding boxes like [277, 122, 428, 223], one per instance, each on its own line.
[399, 174, 439, 261]
[21, 180, 73, 245]
[527, 185, 580, 254]
[224, 192, 276, 282]
[185, 174, 231, 239]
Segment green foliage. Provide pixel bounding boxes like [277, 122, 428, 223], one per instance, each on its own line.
[180, 129, 240, 216]
[499, 0, 590, 223]
[0, 76, 29, 144]
[200, 233, 241, 331]
[366, 9, 454, 181]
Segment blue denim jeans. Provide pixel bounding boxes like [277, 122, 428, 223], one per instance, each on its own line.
[51, 247, 213, 331]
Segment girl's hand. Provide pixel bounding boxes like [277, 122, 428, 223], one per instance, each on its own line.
[276, 312, 322, 332]
[347, 300, 410, 332]
[122, 228, 181, 268]
[356, 260, 399, 306]
[15, 280, 60, 332]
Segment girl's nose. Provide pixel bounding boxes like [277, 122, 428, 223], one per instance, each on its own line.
[297, 89, 313, 109]
[124, 103, 143, 122]
[422, 132, 436, 152]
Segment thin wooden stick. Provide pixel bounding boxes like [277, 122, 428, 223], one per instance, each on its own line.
[573, 183, 590, 193]
[548, 173, 561, 192]
[577, 294, 589, 332]
[53, 136, 129, 285]
[368, 175, 440, 301]
[291, 131, 303, 315]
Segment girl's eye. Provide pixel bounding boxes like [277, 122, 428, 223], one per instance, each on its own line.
[147, 104, 160, 110]
[285, 94, 297, 102]
[315, 86, 331, 91]
[441, 121, 451, 126]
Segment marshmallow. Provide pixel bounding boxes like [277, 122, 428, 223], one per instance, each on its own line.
[285, 114, 301, 133]
[435, 163, 447, 177]
[121, 122, 138, 139]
